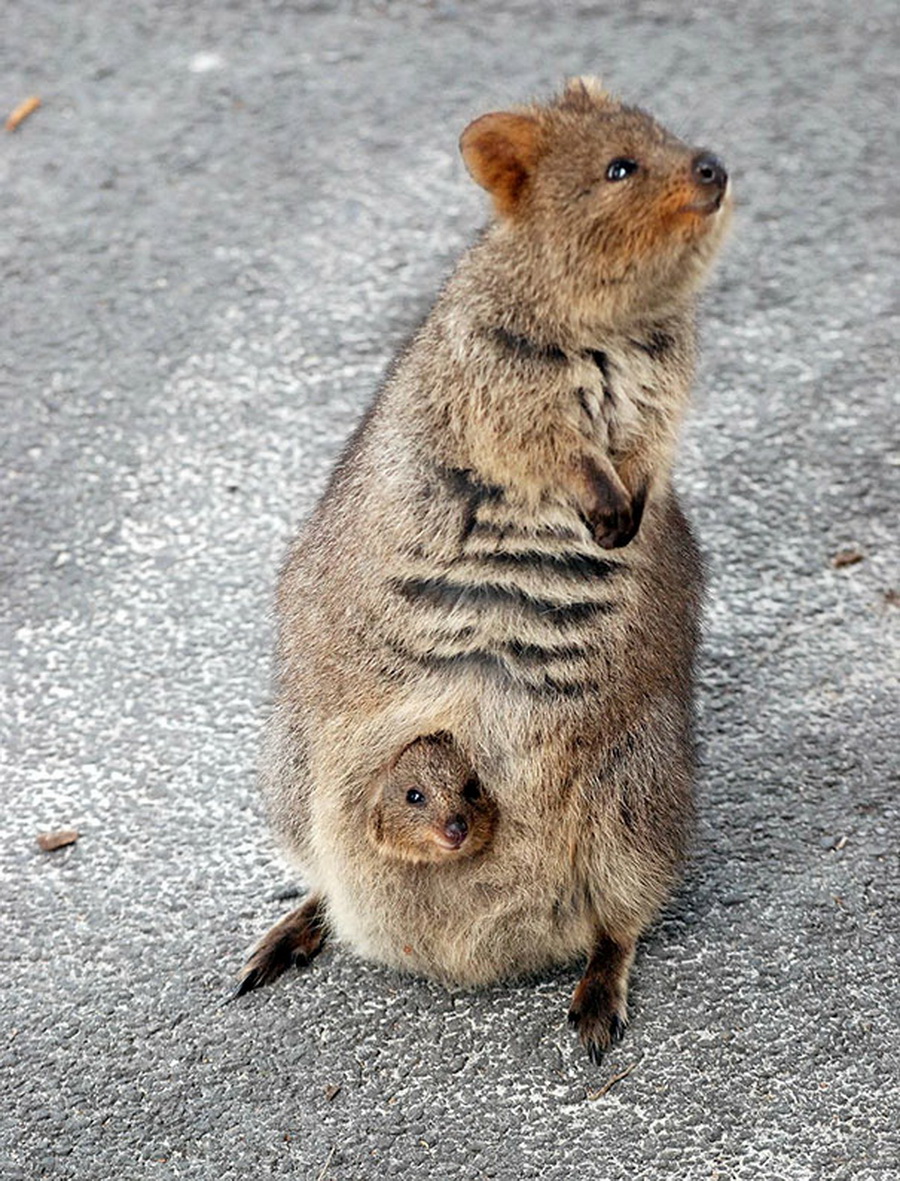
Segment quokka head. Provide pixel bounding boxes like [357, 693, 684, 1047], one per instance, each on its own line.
[460, 76, 732, 321]
[366, 733, 497, 865]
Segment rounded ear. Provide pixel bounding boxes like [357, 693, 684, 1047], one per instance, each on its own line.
[459, 112, 542, 217]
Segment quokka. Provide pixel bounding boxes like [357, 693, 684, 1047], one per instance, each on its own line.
[237, 77, 732, 1062]
[366, 732, 497, 865]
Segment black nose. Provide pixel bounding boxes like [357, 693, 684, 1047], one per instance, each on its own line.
[444, 815, 468, 844]
[692, 153, 728, 190]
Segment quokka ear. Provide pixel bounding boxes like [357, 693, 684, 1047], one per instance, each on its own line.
[558, 75, 617, 110]
[459, 111, 542, 217]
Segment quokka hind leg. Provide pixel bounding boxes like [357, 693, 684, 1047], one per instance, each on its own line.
[567, 932, 637, 1064]
[232, 895, 328, 998]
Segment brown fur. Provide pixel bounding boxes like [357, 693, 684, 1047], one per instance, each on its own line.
[242, 78, 732, 1059]
[460, 112, 542, 217]
[234, 895, 327, 997]
[367, 732, 497, 864]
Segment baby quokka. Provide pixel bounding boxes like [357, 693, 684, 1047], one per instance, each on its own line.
[237, 77, 732, 1063]
[367, 732, 496, 865]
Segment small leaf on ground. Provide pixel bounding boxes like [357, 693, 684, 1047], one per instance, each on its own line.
[831, 548, 864, 568]
[36, 830, 79, 852]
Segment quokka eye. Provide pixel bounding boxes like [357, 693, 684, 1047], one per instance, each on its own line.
[406, 789, 426, 806]
[606, 158, 639, 182]
[462, 777, 481, 803]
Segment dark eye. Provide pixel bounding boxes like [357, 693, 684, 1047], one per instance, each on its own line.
[606, 158, 639, 182]
[462, 777, 481, 803]
[406, 789, 426, 806]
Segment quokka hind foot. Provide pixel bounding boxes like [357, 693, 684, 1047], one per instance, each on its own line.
[567, 933, 636, 1063]
[232, 895, 328, 998]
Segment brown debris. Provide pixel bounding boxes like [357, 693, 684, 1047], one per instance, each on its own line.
[5, 95, 41, 133]
[831, 548, 864, 568]
[323, 1084, 342, 1102]
[36, 829, 79, 852]
[586, 1060, 637, 1099]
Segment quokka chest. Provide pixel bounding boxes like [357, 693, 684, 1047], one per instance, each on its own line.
[572, 346, 672, 458]
[482, 321, 690, 460]
[377, 492, 642, 702]
[367, 332, 688, 701]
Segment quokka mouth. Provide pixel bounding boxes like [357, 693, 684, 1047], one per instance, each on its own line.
[432, 831, 467, 852]
[680, 190, 726, 216]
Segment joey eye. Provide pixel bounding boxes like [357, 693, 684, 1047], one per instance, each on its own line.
[462, 777, 481, 803]
[606, 158, 639, 182]
[406, 789, 426, 806]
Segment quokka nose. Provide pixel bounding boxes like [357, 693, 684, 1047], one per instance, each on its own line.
[444, 815, 468, 844]
[692, 153, 728, 190]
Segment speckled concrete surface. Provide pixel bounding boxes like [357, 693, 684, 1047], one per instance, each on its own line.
[2, 2, 897, 1178]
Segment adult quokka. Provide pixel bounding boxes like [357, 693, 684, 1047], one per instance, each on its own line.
[237, 77, 732, 1062]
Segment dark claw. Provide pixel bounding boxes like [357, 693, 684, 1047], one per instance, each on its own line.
[228, 961, 276, 1001]
[227, 952, 281, 1003]
[568, 1006, 628, 1062]
[588, 1041, 606, 1066]
[227, 974, 258, 1002]
[230, 944, 314, 1001]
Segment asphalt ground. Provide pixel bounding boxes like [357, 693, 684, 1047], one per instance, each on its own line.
[2, 2, 897, 1178]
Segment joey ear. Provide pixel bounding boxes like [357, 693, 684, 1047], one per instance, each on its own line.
[459, 112, 542, 217]
[367, 802, 385, 847]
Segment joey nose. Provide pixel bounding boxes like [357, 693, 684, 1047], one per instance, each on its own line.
[692, 153, 727, 190]
[444, 816, 468, 845]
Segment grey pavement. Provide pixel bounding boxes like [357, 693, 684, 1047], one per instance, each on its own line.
[2, 2, 898, 1178]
